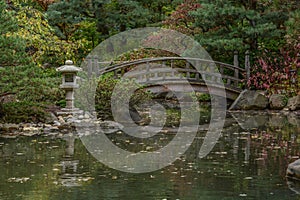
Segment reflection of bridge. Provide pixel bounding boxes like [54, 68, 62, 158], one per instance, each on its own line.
[86, 53, 250, 100]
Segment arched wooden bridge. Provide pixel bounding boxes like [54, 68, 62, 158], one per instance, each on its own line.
[86, 54, 250, 100]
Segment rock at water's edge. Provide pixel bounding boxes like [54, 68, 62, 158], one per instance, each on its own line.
[45, 112, 58, 124]
[229, 90, 269, 110]
[287, 159, 300, 180]
[269, 94, 287, 110]
[0, 123, 19, 133]
[287, 95, 300, 111]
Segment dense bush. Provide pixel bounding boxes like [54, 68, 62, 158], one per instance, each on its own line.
[0, 101, 48, 123]
[0, 64, 63, 103]
[0, 0, 29, 67]
[247, 43, 299, 96]
[95, 74, 152, 120]
[0, 64, 64, 123]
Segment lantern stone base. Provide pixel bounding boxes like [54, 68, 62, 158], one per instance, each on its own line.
[56, 108, 83, 116]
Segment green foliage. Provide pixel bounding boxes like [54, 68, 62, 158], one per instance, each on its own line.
[10, 0, 47, 11]
[163, 0, 201, 35]
[102, 0, 180, 35]
[46, 0, 84, 41]
[0, 0, 29, 67]
[0, 64, 64, 103]
[46, 0, 149, 40]
[46, 0, 180, 41]
[0, 101, 48, 123]
[116, 48, 178, 62]
[73, 20, 101, 49]
[95, 74, 152, 119]
[189, 0, 288, 61]
[0, 63, 64, 123]
[94, 75, 117, 119]
[247, 43, 300, 96]
[56, 99, 66, 108]
[9, 0, 181, 67]
[138, 0, 181, 23]
[107, 0, 151, 32]
[194, 92, 210, 102]
[11, 3, 88, 67]
[285, 9, 300, 49]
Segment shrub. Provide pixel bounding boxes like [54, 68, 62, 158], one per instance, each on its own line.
[0, 101, 48, 123]
[0, 64, 64, 123]
[247, 44, 299, 96]
[0, 64, 64, 103]
[95, 74, 152, 119]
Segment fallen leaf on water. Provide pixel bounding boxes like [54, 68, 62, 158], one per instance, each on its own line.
[215, 152, 228, 155]
[7, 177, 30, 183]
[146, 146, 153, 151]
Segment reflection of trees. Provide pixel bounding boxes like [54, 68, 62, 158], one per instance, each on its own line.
[250, 126, 300, 178]
[287, 179, 300, 195]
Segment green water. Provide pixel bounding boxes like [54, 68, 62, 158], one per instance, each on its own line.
[0, 113, 299, 200]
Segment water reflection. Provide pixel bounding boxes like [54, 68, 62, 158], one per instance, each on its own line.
[287, 180, 300, 195]
[0, 112, 299, 199]
[59, 134, 80, 187]
[230, 111, 300, 130]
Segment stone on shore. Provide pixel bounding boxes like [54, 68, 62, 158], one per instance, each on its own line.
[287, 159, 300, 180]
[229, 90, 269, 110]
[287, 113, 300, 127]
[269, 94, 287, 110]
[287, 95, 300, 111]
[58, 116, 66, 124]
[0, 123, 19, 133]
[45, 112, 58, 124]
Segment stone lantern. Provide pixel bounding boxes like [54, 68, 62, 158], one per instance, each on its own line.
[57, 60, 82, 114]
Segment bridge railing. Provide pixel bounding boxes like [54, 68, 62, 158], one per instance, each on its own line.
[85, 52, 250, 92]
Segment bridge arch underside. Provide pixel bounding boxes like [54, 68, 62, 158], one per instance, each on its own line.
[140, 81, 241, 101]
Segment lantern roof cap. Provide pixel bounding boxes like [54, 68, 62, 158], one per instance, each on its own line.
[57, 60, 82, 73]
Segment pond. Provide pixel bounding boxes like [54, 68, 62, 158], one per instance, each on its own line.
[0, 112, 299, 200]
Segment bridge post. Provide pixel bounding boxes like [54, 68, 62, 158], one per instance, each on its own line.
[209, 63, 215, 82]
[234, 51, 239, 87]
[86, 56, 92, 78]
[86, 55, 99, 77]
[186, 61, 190, 78]
[92, 55, 99, 76]
[146, 61, 150, 81]
[245, 51, 250, 85]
